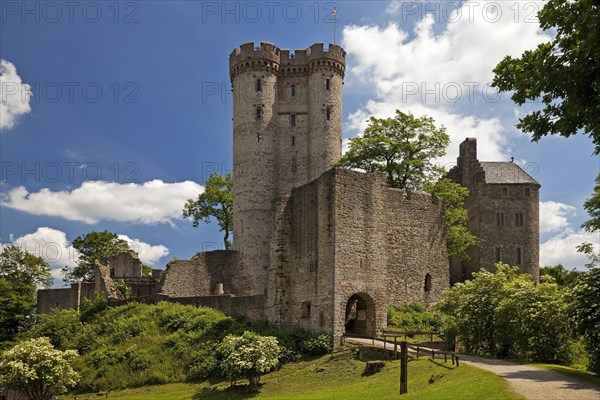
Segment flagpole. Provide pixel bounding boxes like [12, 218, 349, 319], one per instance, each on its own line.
[333, 8, 337, 44]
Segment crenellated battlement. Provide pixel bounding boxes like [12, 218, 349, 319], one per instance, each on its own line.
[229, 41, 346, 81]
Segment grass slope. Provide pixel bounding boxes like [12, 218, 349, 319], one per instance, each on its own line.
[107, 351, 523, 400]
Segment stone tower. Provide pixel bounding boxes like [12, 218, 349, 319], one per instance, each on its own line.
[229, 42, 346, 295]
[448, 138, 540, 284]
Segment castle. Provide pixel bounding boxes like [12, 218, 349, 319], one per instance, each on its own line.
[37, 42, 540, 341]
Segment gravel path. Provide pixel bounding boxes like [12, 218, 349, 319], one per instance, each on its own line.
[345, 337, 600, 400]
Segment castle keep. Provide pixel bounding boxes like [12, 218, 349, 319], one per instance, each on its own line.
[37, 42, 540, 340]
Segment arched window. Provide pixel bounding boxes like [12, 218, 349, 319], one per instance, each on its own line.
[424, 274, 432, 292]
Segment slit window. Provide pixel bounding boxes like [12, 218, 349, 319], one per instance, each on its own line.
[495, 247, 502, 263]
[326, 107, 331, 120]
[255, 107, 262, 120]
[291, 136, 295, 146]
[256, 78, 262, 91]
[325, 78, 330, 90]
[502, 187, 508, 197]
[291, 84, 296, 97]
[424, 274, 432, 292]
[291, 114, 296, 126]
[515, 247, 522, 265]
[496, 212, 504, 227]
[515, 213, 524, 227]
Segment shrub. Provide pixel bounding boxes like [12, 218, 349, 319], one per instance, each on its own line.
[217, 331, 280, 390]
[301, 333, 332, 355]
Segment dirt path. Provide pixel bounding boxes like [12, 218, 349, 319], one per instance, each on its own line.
[345, 337, 600, 400]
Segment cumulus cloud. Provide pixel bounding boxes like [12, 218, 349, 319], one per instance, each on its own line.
[341, 1, 551, 165]
[0, 59, 32, 130]
[1, 180, 204, 225]
[117, 234, 169, 266]
[2, 227, 170, 283]
[539, 201, 577, 233]
[540, 229, 599, 269]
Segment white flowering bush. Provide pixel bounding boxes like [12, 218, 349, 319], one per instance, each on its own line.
[217, 331, 279, 390]
[0, 337, 79, 400]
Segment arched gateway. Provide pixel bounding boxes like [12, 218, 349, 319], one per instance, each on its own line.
[344, 293, 376, 337]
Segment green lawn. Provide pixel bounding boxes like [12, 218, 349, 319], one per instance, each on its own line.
[104, 351, 523, 400]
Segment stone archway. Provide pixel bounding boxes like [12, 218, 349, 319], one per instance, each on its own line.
[344, 292, 376, 337]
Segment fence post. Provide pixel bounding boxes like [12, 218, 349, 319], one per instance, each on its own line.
[400, 341, 408, 394]
[394, 336, 398, 355]
[432, 349, 435, 359]
[416, 345, 420, 358]
[456, 356, 459, 367]
[444, 352, 447, 363]
[384, 335, 387, 350]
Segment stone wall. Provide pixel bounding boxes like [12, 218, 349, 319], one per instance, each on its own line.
[161, 294, 265, 321]
[160, 250, 241, 297]
[269, 168, 449, 340]
[36, 282, 95, 314]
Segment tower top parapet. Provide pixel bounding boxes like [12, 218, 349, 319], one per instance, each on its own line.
[229, 41, 346, 81]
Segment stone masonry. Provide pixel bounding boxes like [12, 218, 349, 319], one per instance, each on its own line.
[37, 42, 540, 344]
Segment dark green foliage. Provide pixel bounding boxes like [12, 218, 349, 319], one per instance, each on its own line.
[568, 265, 600, 375]
[540, 264, 581, 287]
[27, 301, 332, 392]
[64, 231, 130, 282]
[0, 245, 51, 346]
[183, 172, 233, 250]
[492, 0, 600, 154]
[582, 172, 600, 233]
[300, 333, 333, 356]
[387, 303, 442, 332]
[437, 264, 575, 363]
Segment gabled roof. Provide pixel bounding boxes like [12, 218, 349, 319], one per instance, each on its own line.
[479, 162, 540, 185]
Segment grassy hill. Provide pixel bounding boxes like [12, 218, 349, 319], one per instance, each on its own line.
[105, 351, 523, 400]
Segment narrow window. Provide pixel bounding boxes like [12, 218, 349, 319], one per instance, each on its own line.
[502, 187, 508, 197]
[326, 107, 331, 120]
[424, 274, 432, 292]
[291, 136, 295, 146]
[495, 247, 502, 263]
[301, 301, 311, 319]
[291, 84, 296, 97]
[515, 247, 522, 265]
[524, 187, 531, 196]
[291, 114, 296, 126]
[255, 107, 262, 120]
[110, 268, 115, 277]
[256, 78, 262, 91]
[325, 78, 330, 90]
[515, 213, 524, 227]
[496, 212, 504, 227]
[257, 133, 260, 142]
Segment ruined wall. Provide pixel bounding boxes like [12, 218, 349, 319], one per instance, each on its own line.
[36, 282, 95, 314]
[160, 250, 241, 297]
[162, 294, 265, 321]
[269, 168, 449, 340]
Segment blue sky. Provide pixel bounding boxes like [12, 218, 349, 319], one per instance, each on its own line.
[1, 0, 598, 284]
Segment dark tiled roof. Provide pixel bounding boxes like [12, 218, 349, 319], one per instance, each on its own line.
[480, 162, 540, 185]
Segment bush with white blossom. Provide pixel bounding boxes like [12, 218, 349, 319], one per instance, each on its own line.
[217, 331, 279, 390]
[0, 337, 79, 400]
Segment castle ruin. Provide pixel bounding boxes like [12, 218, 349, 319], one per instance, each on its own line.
[37, 42, 540, 341]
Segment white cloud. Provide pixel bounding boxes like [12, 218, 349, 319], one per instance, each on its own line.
[539, 201, 577, 233]
[0, 59, 32, 130]
[117, 234, 169, 266]
[1, 180, 204, 225]
[2, 227, 170, 283]
[341, 1, 551, 165]
[540, 229, 599, 269]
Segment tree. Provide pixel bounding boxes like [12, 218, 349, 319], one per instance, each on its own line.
[427, 178, 479, 259]
[183, 172, 233, 250]
[0, 246, 51, 344]
[335, 110, 449, 192]
[540, 264, 581, 287]
[582, 172, 600, 233]
[436, 263, 574, 362]
[63, 231, 130, 282]
[492, 0, 600, 154]
[217, 331, 279, 390]
[0, 337, 79, 400]
[568, 243, 600, 374]
[336, 111, 475, 259]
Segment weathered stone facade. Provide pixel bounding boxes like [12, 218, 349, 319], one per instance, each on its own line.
[448, 138, 540, 284]
[37, 42, 541, 343]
